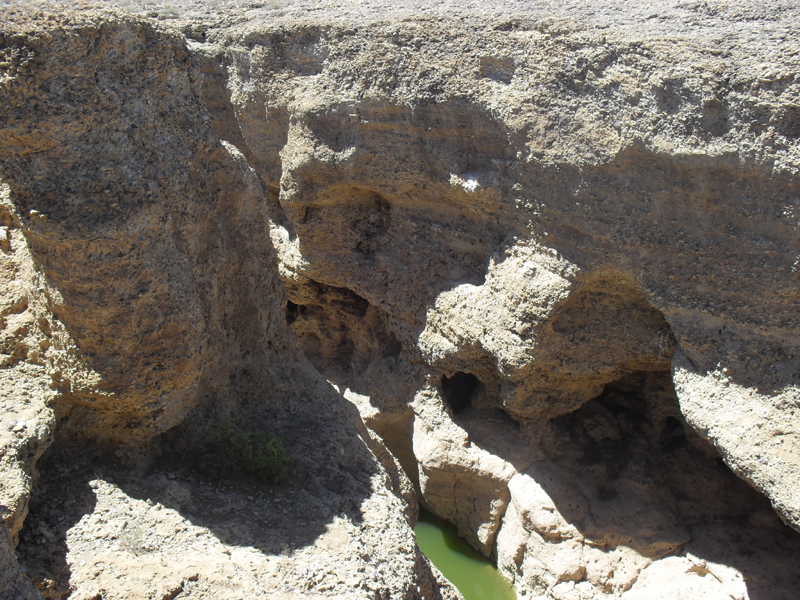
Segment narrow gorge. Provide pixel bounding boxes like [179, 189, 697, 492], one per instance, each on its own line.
[1, 1, 799, 599]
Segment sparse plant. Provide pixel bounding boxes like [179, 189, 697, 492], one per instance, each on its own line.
[118, 519, 152, 556]
[205, 420, 291, 484]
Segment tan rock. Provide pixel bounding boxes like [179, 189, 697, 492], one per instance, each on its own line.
[621, 555, 747, 600]
[1, 2, 799, 599]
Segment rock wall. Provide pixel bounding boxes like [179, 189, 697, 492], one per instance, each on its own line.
[1, 1, 799, 599]
[0, 8, 457, 599]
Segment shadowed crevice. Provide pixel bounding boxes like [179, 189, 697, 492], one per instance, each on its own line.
[440, 372, 480, 415]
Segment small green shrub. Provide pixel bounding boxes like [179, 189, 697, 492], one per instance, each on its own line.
[206, 421, 291, 484]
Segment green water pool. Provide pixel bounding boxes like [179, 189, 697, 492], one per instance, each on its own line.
[414, 509, 517, 600]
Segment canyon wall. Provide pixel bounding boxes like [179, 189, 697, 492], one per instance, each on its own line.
[1, 1, 799, 599]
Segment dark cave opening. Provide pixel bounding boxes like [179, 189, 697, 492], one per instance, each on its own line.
[560, 371, 700, 486]
[285, 299, 301, 324]
[440, 372, 480, 415]
[661, 415, 687, 452]
[544, 369, 800, 590]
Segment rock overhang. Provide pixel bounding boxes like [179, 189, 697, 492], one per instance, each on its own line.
[1, 1, 799, 598]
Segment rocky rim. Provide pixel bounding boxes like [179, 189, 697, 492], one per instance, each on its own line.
[0, 1, 799, 599]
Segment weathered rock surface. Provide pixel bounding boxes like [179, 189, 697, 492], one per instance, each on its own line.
[0, 6, 457, 599]
[1, 0, 799, 599]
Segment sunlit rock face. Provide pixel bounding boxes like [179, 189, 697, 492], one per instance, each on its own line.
[1, 1, 799, 598]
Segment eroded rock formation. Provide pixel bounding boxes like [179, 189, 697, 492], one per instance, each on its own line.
[1, 1, 799, 598]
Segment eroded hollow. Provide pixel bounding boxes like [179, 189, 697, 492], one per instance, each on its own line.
[532, 369, 800, 596]
[552, 370, 757, 516]
[275, 259, 800, 599]
[4, 7, 800, 600]
[279, 269, 800, 598]
[441, 372, 480, 415]
[285, 299, 302, 325]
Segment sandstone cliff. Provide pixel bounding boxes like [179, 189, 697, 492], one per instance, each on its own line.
[1, 1, 799, 599]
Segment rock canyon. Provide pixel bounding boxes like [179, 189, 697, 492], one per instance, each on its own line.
[1, 1, 799, 598]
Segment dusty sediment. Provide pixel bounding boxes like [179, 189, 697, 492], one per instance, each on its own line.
[1, 1, 799, 598]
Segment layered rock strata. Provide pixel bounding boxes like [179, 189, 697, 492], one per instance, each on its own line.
[1, 1, 799, 599]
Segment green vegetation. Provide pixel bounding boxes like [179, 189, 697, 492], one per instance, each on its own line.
[205, 421, 292, 484]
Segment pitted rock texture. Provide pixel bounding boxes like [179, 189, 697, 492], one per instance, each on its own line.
[1, 1, 799, 599]
[0, 8, 458, 600]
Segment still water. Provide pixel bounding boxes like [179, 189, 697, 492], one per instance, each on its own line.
[414, 509, 517, 600]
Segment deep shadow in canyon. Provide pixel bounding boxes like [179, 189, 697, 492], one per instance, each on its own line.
[280, 268, 800, 598]
[2, 10, 799, 599]
[16, 410, 381, 599]
[455, 369, 800, 599]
